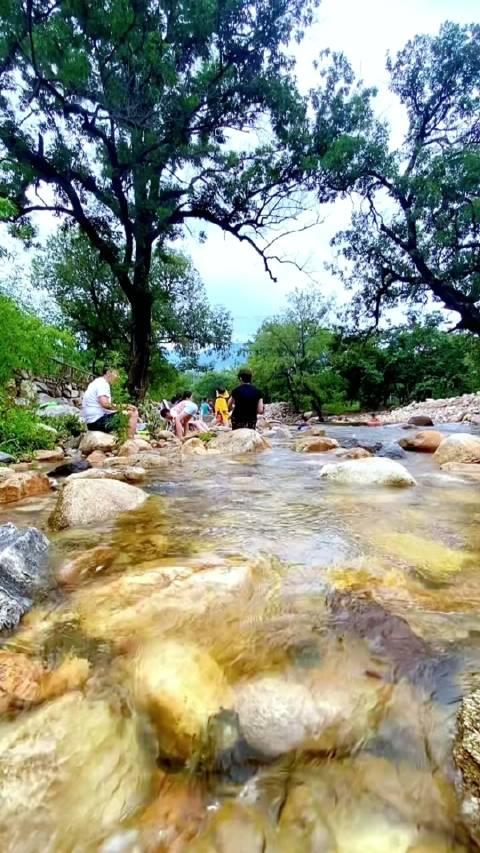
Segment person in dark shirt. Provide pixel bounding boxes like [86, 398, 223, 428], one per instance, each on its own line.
[229, 370, 264, 430]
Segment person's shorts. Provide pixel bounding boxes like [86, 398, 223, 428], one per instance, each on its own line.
[232, 419, 257, 431]
[86, 413, 121, 433]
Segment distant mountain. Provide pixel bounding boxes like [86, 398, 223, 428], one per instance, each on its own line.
[169, 342, 248, 371]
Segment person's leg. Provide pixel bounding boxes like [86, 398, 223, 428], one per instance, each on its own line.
[181, 414, 193, 437]
[127, 409, 138, 440]
[175, 416, 184, 440]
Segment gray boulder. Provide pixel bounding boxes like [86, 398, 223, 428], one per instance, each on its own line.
[0, 523, 50, 630]
[377, 442, 407, 460]
[339, 437, 383, 454]
[0, 452, 14, 465]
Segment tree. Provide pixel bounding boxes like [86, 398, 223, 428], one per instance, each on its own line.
[321, 23, 480, 332]
[32, 228, 232, 371]
[0, 0, 321, 397]
[249, 289, 344, 414]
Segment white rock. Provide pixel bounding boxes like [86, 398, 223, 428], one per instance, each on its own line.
[433, 433, 480, 465]
[79, 431, 116, 454]
[49, 478, 147, 529]
[319, 457, 416, 487]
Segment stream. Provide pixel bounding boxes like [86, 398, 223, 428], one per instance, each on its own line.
[0, 423, 479, 851]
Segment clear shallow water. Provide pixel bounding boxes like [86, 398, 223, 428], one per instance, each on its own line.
[1, 425, 480, 851]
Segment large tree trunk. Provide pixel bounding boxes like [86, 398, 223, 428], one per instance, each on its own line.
[128, 290, 154, 400]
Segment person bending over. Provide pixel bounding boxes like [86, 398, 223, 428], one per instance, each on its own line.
[163, 392, 199, 439]
[229, 370, 264, 431]
[82, 367, 138, 439]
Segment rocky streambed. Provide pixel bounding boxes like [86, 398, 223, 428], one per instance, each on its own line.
[0, 424, 480, 851]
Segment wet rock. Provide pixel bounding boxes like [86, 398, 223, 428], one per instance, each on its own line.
[409, 415, 434, 426]
[340, 437, 383, 453]
[271, 426, 292, 440]
[399, 430, 444, 453]
[137, 775, 206, 852]
[209, 429, 271, 454]
[33, 447, 65, 462]
[87, 450, 107, 466]
[79, 430, 117, 454]
[0, 470, 52, 504]
[57, 545, 116, 585]
[106, 452, 170, 471]
[65, 466, 146, 484]
[49, 459, 91, 478]
[441, 462, 480, 481]
[118, 437, 151, 455]
[295, 436, 339, 453]
[0, 692, 154, 852]
[454, 690, 480, 847]
[49, 479, 147, 530]
[319, 458, 416, 487]
[433, 434, 480, 465]
[335, 447, 372, 460]
[377, 442, 407, 460]
[0, 651, 89, 712]
[188, 801, 269, 853]
[0, 452, 14, 465]
[0, 523, 50, 630]
[183, 438, 208, 456]
[132, 639, 233, 761]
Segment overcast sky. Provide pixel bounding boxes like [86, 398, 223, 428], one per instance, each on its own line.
[183, 0, 479, 340]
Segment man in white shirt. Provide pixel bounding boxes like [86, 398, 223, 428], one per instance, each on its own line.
[82, 368, 138, 439]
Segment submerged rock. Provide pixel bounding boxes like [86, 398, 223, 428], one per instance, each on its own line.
[49, 479, 147, 530]
[0, 651, 89, 712]
[434, 434, 480, 465]
[79, 430, 116, 454]
[377, 442, 407, 460]
[295, 436, 339, 453]
[408, 415, 434, 426]
[209, 429, 271, 455]
[336, 447, 372, 460]
[0, 692, 154, 852]
[319, 457, 416, 487]
[441, 462, 480, 481]
[0, 523, 50, 630]
[132, 638, 233, 761]
[137, 775, 206, 852]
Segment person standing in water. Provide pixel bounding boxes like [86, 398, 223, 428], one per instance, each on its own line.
[229, 369, 264, 431]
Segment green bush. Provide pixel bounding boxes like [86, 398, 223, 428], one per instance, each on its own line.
[42, 413, 86, 440]
[0, 402, 58, 459]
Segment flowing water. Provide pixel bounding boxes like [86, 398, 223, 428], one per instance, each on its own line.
[1, 424, 480, 851]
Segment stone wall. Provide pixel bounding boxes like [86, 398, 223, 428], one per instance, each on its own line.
[14, 371, 88, 407]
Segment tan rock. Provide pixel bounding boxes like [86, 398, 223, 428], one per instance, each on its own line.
[86, 450, 106, 466]
[0, 651, 44, 712]
[66, 466, 146, 484]
[106, 452, 170, 471]
[57, 545, 116, 585]
[336, 447, 372, 460]
[132, 639, 233, 760]
[434, 434, 480, 465]
[49, 478, 147, 530]
[441, 462, 480, 481]
[79, 430, 116, 454]
[118, 437, 151, 455]
[0, 692, 154, 853]
[40, 656, 90, 700]
[399, 430, 444, 453]
[309, 426, 326, 436]
[209, 429, 271, 454]
[0, 471, 51, 504]
[33, 447, 65, 462]
[183, 438, 208, 456]
[295, 436, 339, 453]
[138, 775, 205, 852]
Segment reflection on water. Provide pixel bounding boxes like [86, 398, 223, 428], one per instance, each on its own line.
[0, 424, 480, 850]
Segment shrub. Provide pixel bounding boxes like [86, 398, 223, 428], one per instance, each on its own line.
[0, 401, 58, 459]
[42, 413, 86, 440]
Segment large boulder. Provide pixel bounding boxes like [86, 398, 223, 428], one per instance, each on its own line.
[408, 415, 434, 426]
[454, 690, 480, 846]
[66, 466, 146, 484]
[0, 470, 52, 504]
[0, 452, 14, 465]
[433, 433, 480, 465]
[79, 430, 116, 454]
[295, 436, 339, 453]
[49, 478, 147, 530]
[0, 523, 50, 630]
[0, 692, 154, 853]
[399, 430, 444, 453]
[33, 447, 65, 462]
[319, 457, 416, 487]
[132, 639, 233, 761]
[209, 429, 271, 454]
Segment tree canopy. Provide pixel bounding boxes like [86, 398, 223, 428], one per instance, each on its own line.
[33, 229, 232, 372]
[320, 22, 480, 333]
[0, 0, 324, 397]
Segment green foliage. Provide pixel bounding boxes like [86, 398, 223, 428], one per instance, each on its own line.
[189, 370, 238, 401]
[249, 289, 345, 414]
[42, 413, 86, 441]
[0, 401, 57, 459]
[0, 294, 82, 388]
[0, 0, 326, 396]
[321, 23, 480, 333]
